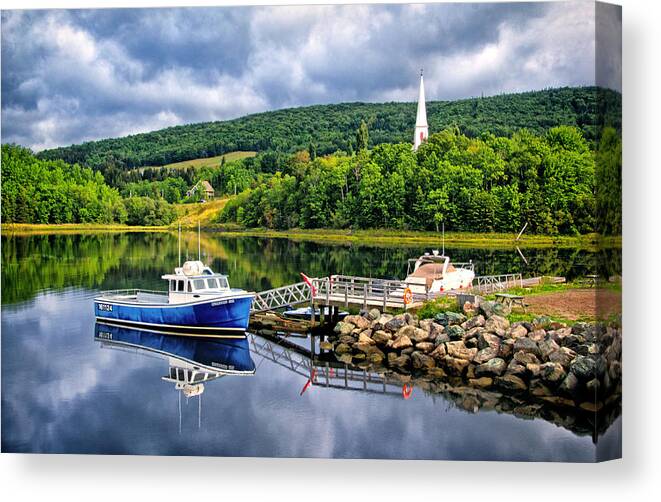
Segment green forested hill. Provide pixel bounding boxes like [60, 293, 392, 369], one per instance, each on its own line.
[37, 86, 620, 170]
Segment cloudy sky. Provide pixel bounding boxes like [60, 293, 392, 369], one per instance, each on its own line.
[1, 1, 620, 151]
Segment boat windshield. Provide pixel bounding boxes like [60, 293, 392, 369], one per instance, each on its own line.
[191, 276, 229, 291]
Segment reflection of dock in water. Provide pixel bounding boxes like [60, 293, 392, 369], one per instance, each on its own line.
[249, 334, 404, 397]
[249, 331, 619, 443]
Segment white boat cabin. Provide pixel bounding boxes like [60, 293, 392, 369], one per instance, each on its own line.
[162, 260, 232, 304]
[405, 251, 475, 295]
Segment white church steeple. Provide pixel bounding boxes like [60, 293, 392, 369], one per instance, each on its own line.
[413, 69, 428, 151]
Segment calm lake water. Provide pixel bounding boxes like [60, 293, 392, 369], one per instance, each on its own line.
[1, 232, 621, 460]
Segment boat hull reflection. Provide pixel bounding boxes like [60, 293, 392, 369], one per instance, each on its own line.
[94, 322, 256, 375]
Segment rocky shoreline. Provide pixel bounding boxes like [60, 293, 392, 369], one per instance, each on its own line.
[324, 299, 622, 412]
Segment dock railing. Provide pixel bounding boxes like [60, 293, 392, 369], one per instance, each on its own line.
[251, 281, 312, 313]
[472, 273, 523, 294]
[313, 274, 420, 310]
[251, 272, 526, 314]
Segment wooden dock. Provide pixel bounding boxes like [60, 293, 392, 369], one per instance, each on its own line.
[249, 273, 566, 323]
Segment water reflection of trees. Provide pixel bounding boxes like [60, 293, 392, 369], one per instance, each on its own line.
[2, 233, 622, 306]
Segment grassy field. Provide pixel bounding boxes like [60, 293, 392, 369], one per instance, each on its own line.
[160, 151, 256, 170]
[175, 198, 230, 227]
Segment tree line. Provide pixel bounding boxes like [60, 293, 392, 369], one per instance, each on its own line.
[219, 125, 622, 236]
[1, 145, 176, 226]
[37, 87, 621, 173]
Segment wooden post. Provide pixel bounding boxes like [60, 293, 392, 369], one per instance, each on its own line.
[363, 284, 367, 310]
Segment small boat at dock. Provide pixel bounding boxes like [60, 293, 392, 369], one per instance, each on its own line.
[94, 260, 255, 337]
[282, 305, 349, 321]
[404, 250, 475, 295]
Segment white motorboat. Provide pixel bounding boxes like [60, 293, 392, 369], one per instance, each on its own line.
[405, 250, 475, 295]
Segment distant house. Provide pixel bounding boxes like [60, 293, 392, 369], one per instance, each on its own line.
[186, 180, 215, 200]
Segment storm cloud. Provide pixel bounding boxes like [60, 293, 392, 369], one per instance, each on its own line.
[1, 2, 620, 151]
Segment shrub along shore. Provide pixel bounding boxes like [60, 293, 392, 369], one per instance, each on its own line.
[324, 299, 621, 413]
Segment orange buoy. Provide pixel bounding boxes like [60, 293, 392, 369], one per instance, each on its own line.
[402, 383, 413, 399]
[403, 288, 413, 305]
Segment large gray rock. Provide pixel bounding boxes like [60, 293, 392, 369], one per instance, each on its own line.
[538, 338, 561, 360]
[514, 338, 541, 357]
[540, 362, 566, 383]
[446, 325, 465, 341]
[461, 315, 486, 330]
[478, 332, 501, 351]
[506, 360, 527, 376]
[474, 346, 499, 364]
[434, 331, 450, 346]
[395, 325, 416, 339]
[529, 329, 546, 342]
[419, 319, 433, 332]
[415, 341, 435, 353]
[508, 324, 529, 339]
[572, 322, 592, 337]
[442, 356, 470, 376]
[387, 352, 410, 369]
[372, 330, 392, 345]
[430, 344, 447, 361]
[570, 355, 596, 380]
[434, 311, 466, 327]
[404, 313, 417, 326]
[335, 343, 352, 355]
[353, 341, 373, 353]
[446, 341, 478, 361]
[357, 332, 376, 345]
[411, 351, 436, 370]
[392, 335, 413, 350]
[384, 317, 407, 332]
[560, 372, 579, 394]
[338, 334, 355, 345]
[548, 347, 576, 367]
[513, 350, 540, 365]
[485, 315, 510, 334]
[344, 315, 371, 330]
[463, 326, 485, 342]
[475, 358, 507, 376]
[367, 346, 386, 364]
[495, 374, 527, 391]
[499, 338, 515, 359]
[411, 327, 430, 342]
[480, 301, 507, 318]
[367, 308, 381, 321]
[334, 321, 355, 336]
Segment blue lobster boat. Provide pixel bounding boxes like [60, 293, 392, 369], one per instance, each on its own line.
[94, 260, 255, 338]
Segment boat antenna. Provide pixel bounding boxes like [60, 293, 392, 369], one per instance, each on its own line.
[178, 223, 181, 267]
[198, 221, 201, 261]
